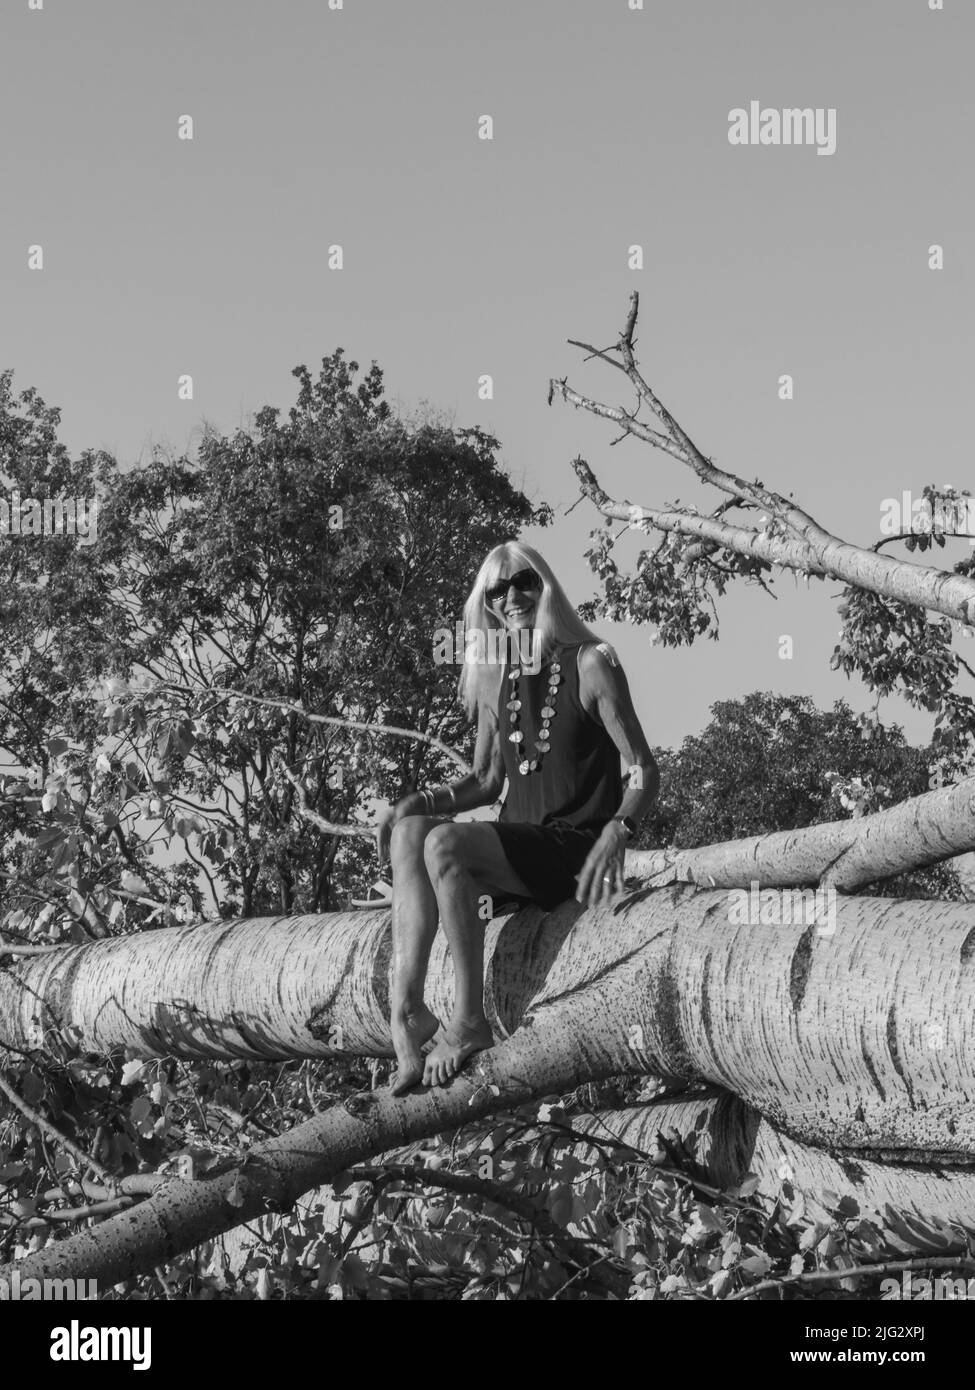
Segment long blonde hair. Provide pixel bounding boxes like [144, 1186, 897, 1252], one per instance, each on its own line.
[456, 541, 599, 719]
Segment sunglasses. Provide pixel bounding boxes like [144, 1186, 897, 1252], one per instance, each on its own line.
[485, 567, 541, 608]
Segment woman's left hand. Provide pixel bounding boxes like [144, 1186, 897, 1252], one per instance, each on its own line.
[575, 823, 627, 908]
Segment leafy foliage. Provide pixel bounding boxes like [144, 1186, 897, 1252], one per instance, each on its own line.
[0, 355, 549, 943]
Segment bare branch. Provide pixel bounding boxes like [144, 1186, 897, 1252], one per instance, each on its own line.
[549, 378, 681, 458]
[728, 1253, 975, 1302]
[560, 293, 833, 539]
[275, 759, 370, 839]
[146, 683, 473, 775]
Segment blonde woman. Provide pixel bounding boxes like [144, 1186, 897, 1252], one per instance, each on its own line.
[376, 542, 659, 1094]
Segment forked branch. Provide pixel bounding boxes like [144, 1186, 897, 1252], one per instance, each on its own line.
[555, 298, 975, 626]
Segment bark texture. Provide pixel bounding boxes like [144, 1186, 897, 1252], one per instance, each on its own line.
[0, 954, 639, 1290]
[3, 878, 975, 1287]
[4, 887, 975, 1151]
[625, 777, 975, 891]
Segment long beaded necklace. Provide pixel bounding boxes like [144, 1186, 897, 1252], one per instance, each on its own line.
[506, 645, 564, 775]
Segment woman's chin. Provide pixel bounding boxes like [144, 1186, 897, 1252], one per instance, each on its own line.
[504, 612, 535, 631]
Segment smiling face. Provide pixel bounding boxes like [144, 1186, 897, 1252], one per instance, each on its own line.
[486, 565, 543, 631]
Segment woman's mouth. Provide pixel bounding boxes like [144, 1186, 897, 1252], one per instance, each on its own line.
[505, 604, 533, 621]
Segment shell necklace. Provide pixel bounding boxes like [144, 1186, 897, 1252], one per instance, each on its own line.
[506, 646, 563, 775]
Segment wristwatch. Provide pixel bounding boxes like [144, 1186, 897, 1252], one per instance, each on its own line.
[610, 815, 638, 841]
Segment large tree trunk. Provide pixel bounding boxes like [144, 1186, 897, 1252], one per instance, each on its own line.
[5, 887, 975, 1152]
[4, 886, 975, 1154]
[3, 869, 975, 1289]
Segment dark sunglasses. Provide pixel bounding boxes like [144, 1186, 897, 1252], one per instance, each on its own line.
[485, 567, 541, 607]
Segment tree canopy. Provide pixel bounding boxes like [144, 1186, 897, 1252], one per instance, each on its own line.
[0, 354, 549, 934]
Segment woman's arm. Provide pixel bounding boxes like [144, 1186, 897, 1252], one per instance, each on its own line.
[415, 671, 506, 815]
[377, 667, 504, 865]
[574, 643, 660, 907]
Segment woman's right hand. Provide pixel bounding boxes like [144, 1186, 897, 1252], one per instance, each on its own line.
[376, 802, 399, 871]
[376, 794, 424, 869]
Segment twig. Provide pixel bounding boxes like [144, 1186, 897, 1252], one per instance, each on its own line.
[275, 760, 370, 838]
[0, 1070, 116, 1188]
[336, 1189, 379, 1259]
[728, 1253, 975, 1302]
[150, 683, 472, 775]
[41, 1175, 165, 1203]
[41, 1195, 135, 1221]
[0, 942, 74, 958]
[547, 1251, 613, 1300]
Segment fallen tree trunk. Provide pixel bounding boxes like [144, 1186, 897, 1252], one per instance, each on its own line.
[0, 952, 643, 1290]
[4, 887, 975, 1152]
[572, 1098, 975, 1231]
[215, 1090, 975, 1277]
[625, 776, 975, 891]
[4, 763, 975, 1291]
[2, 874, 975, 1286]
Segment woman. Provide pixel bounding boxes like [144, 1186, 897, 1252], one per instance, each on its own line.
[376, 541, 659, 1094]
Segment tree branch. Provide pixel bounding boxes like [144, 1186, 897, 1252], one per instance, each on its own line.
[149, 683, 472, 775]
[572, 456, 975, 626]
[624, 775, 975, 893]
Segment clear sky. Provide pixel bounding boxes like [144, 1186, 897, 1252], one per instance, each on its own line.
[2, 0, 972, 752]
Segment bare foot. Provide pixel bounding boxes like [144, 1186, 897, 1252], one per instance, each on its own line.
[422, 1017, 494, 1088]
[390, 1004, 440, 1096]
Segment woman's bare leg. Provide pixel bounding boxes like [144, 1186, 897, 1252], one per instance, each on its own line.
[388, 815, 443, 1095]
[421, 822, 532, 1087]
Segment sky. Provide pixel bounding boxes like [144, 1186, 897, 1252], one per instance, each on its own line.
[2, 0, 972, 753]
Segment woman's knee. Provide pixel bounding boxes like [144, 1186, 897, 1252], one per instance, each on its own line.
[390, 814, 438, 865]
[422, 822, 466, 881]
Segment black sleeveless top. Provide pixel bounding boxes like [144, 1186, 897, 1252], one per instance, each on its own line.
[496, 640, 623, 831]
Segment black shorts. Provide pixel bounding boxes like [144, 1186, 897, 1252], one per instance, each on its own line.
[490, 821, 602, 911]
